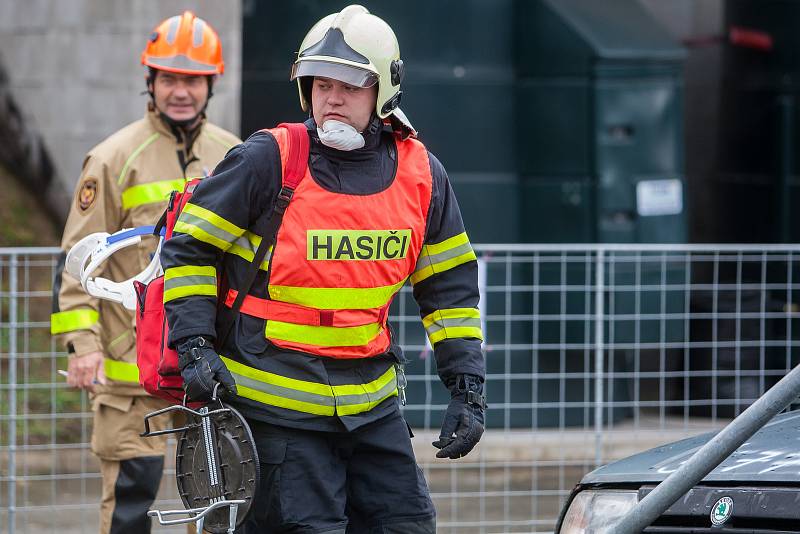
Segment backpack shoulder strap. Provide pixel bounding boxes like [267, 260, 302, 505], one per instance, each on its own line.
[216, 123, 310, 348]
[276, 122, 310, 190]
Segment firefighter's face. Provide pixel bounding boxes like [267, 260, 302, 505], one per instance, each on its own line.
[151, 71, 209, 124]
[311, 77, 377, 132]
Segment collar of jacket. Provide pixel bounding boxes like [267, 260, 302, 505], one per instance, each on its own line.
[145, 102, 206, 145]
[302, 116, 397, 195]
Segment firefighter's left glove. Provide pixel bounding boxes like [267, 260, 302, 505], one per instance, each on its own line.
[177, 336, 237, 401]
[432, 374, 486, 459]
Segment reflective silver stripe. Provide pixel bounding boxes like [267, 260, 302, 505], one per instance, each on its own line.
[166, 16, 180, 44]
[177, 212, 238, 247]
[229, 232, 272, 260]
[193, 18, 205, 47]
[145, 55, 218, 75]
[419, 242, 474, 269]
[336, 376, 398, 408]
[230, 232, 258, 256]
[232, 373, 336, 408]
[221, 356, 397, 416]
[163, 274, 216, 290]
[426, 316, 483, 337]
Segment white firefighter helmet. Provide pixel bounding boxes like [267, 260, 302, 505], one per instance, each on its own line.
[290, 4, 405, 119]
[64, 226, 163, 310]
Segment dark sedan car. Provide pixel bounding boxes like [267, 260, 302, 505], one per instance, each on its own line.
[556, 411, 800, 533]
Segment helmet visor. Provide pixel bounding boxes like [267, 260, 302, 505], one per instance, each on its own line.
[291, 60, 378, 88]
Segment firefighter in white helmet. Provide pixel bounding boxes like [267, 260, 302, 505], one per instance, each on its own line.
[161, 6, 486, 532]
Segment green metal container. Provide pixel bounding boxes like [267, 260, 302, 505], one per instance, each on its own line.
[511, 0, 688, 426]
[516, 0, 687, 244]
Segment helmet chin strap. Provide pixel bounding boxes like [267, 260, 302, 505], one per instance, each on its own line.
[159, 108, 206, 130]
[365, 114, 381, 135]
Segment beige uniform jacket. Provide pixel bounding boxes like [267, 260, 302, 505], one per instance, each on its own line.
[52, 106, 241, 396]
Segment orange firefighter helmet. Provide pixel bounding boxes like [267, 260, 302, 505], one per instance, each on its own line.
[141, 11, 224, 75]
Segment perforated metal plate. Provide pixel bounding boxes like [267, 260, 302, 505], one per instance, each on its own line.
[175, 403, 259, 533]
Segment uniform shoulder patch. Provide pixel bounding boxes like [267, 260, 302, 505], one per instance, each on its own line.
[77, 177, 98, 212]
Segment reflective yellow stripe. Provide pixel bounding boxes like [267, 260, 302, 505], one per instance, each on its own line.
[335, 391, 398, 416]
[121, 179, 186, 209]
[164, 265, 216, 279]
[228, 231, 272, 270]
[422, 307, 483, 344]
[164, 284, 217, 302]
[173, 220, 232, 251]
[269, 279, 406, 310]
[163, 265, 218, 302]
[50, 309, 99, 334]
[117, 132, 161, 185]
[104, 359, 140, 383]
[333, 366, 398, 416]
[428, 326, 484, 345]
[222, 356, 334, 395]
[266, 321, 382, 347]
[331, 365, 395, 396]
[422, 307, 481, 329]
[235, 384, 336, 416]
[411, 232, 477, 285]
[422, 232, 469, 256]
[173, 217, 272, 269]
[228, 231, 259, 258]
[221, 355, 336, 415]
[220, 356, 396, 416]
[411, 251, 477, 284]
[182, 203, 245, 241]
[173, 203, 246, 252]
[204, 130, 237, 151]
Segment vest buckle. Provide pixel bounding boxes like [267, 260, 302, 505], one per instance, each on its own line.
[275, 186, 295, 212]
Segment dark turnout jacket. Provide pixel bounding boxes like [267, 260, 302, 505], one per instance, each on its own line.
[162, 118, 485, 431]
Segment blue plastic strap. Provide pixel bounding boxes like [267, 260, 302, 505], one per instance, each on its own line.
[105, 226, 158, 245]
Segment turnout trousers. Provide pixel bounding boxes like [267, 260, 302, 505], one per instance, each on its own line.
[237, 411, 436, 534]
[92, 394, 194, 534]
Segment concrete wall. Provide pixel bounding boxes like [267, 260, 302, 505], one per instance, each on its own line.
[0, 0, 242, 221]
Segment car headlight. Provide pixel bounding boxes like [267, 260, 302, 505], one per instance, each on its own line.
[559, 489, 639, 534]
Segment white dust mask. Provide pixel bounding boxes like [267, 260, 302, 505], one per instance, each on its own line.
[317, 119, 365, 151]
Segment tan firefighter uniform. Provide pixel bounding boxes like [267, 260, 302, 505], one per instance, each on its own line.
[51, 104, 240, 533]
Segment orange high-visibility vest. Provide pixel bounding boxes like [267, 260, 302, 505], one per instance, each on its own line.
[228, 127, 433, 358]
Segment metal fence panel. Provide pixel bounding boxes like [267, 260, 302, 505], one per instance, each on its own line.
[2, 245, 800, 533]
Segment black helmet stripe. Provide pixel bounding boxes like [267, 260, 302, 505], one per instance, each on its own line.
[299, 28, 369, 65]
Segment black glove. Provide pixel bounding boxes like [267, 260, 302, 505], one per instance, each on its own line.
[177, 336, 237, 401]
[432, 374, 486, 459]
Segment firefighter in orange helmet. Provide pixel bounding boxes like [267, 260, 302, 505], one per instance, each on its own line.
[51, 11, 240, 534]
[141, 10, 225, 128]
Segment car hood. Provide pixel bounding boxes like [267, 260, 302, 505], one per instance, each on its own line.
[583, 412, 800, 484]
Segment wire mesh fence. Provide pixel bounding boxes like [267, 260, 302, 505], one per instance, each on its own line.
[2, 244, 800, 533]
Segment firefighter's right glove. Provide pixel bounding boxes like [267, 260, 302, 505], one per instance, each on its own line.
[432, 374, 486, 459]
[177, 336, 237, 401]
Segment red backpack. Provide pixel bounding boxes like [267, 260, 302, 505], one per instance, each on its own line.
[133, 123, 310, 404]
